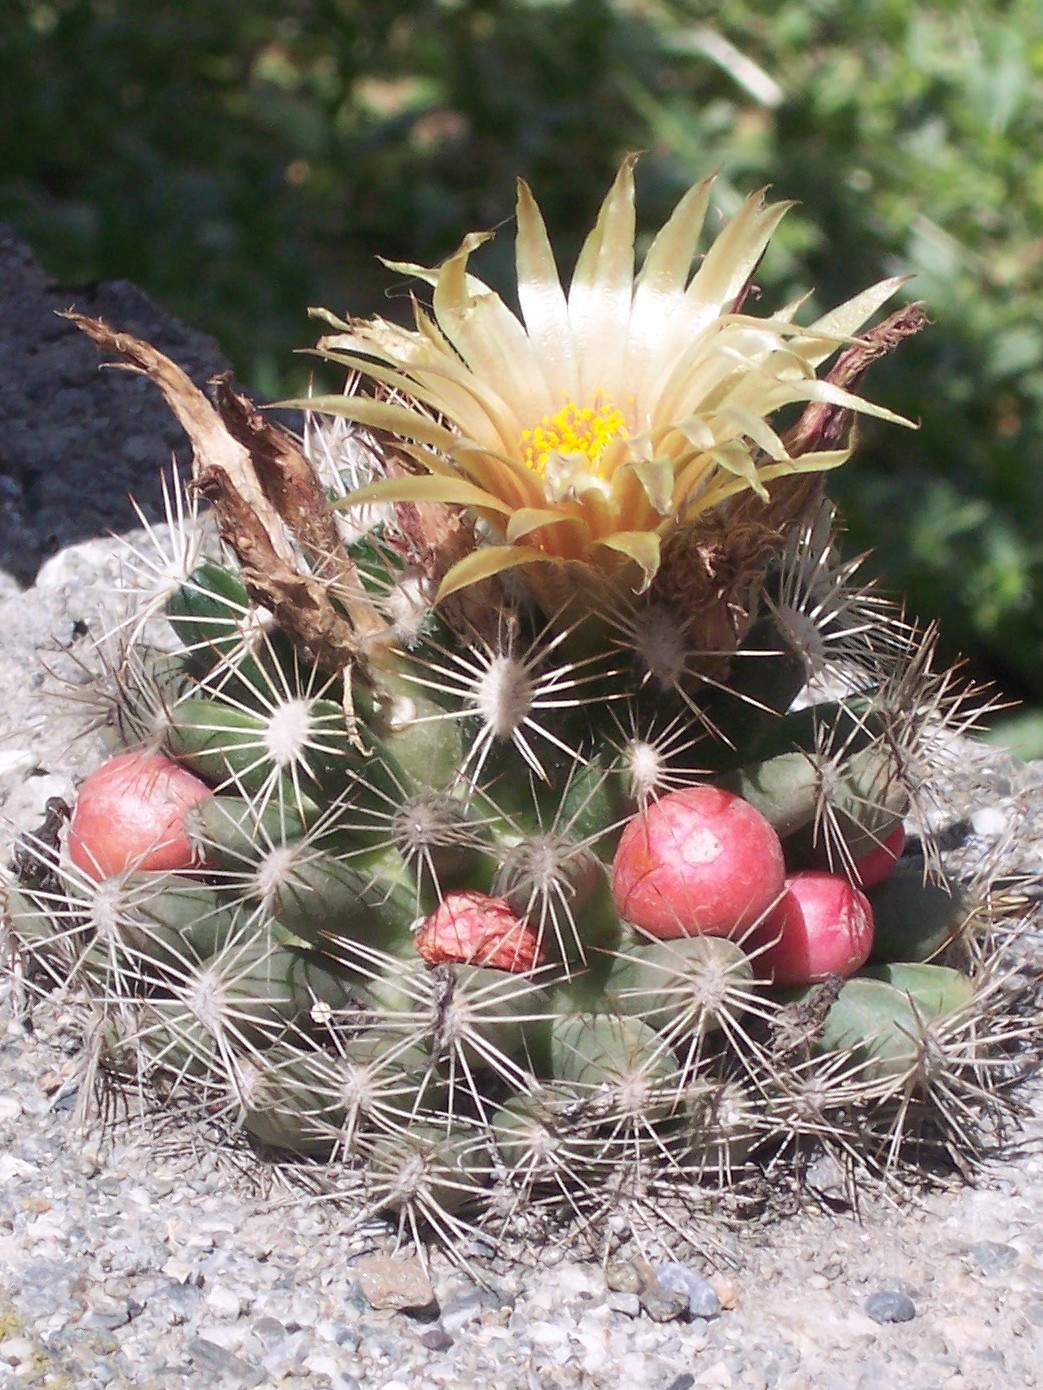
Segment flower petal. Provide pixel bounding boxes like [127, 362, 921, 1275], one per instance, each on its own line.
[505, 508, 577, 542]
[515, 180, 579, 399]
[568, 154, 639, 398]
[333, 473, 514, 516]
[435, 544, 551, 601]
[687, 192, 794, 312]
[627, 454, 675, 515]
[281, 394, 459, 450]
[592, 530, 662, 591]
[433, 234, 554, 417]
[797, 276, 913, 367]
[627, 175, 715, 389]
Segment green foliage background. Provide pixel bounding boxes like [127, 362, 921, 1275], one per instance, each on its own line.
[4, 0, 1043, 750]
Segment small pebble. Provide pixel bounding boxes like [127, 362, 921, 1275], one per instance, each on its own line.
[419, 1325, 454, 1351]
[963, 1241, 1019, 1277]
[655, 1262, 721, 1319]
[606, 1292, 641, 1318]
[865, 1290, 917, 1324]
[710, 1275, 739, 1311]
[0, 1336, 36, 1365]
[251, 1316, 287, 1347]
[604, 1260, 647, 1294]
[805, 1153, 850, 1202]
[354, 1254, 439, 1316]
[970, 806, 1009, 838]
[0, 1096, 23, 1123]
[187, 1337, 267, 1387]
[206, 1284, 246, 1319]
[639, 1282, 690, 1323]
[439, 1286, 503, 1333]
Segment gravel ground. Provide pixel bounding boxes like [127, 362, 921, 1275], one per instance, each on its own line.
[2, 245, 1043, 1388]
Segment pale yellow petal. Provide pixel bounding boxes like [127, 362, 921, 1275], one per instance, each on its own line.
[567, 155, 639, 398]
[379, 248, 494, 301]
[592, 531, 662, 591]
[452, 441, 549, 507]
[626, 175, 715, 384]
[690, 448, 851, 516]
[755, 377, 918, 428]
[504, 510, 594, 552]
[313, 344, 522, 454]
[714, 405, 791, 461]
[627, 454, 675, 515]
[433, 235, 552, 418]
[307, 305, 353, 332]
[515, 180, 579, 398]
[794, 276, 913, 368]
[687, 193, 794, 311]
[280, 395, 459, 451]
[435, 544, 552, 602]
[333, 473, 514, 516]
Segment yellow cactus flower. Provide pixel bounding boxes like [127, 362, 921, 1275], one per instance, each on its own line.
[301, 158, 911, 602]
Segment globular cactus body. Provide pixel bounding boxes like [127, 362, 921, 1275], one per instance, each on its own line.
[3, 159, 1032, 1267]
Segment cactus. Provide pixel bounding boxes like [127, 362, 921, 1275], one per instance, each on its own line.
[2, 159, 1034, 1269]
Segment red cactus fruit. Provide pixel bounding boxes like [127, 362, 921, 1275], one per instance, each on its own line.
[850, 823, 906, 890]
[611, 785, 786, 940]
[68, 751, 213, 881]
[415, 890, 545, 973]
[750, 870, 874, 987]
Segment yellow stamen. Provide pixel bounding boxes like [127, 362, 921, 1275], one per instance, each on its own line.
[521, 396, 629, 479]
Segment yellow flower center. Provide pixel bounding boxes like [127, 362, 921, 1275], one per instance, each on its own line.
[521, 397, 629, 479]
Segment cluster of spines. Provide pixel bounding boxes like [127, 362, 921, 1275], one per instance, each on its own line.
[1, 467, 1031, 1266]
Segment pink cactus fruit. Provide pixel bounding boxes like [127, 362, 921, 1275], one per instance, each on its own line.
[750, 870, 875, 986]
[68, 751, 213, 881]
[611, 785, 786, 940]
[850, 823, 906, 890]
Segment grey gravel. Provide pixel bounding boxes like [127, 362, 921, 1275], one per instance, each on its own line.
[4, 262, 1043, 1388]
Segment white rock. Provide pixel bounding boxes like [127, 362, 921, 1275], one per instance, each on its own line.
[304, 1351, 343, 1377]
[0, 1336, 35, 1364]
[0, 1154, 37, 1180]
[206, 1284, 246, 1319]
[970, 805, 1010, 838]
[0, 748, 34, 792]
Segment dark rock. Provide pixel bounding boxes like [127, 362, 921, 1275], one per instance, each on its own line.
[865, 1289, 917, 1324]
[419, 1324, 454, 1351]
[0, 225, 229, 586]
